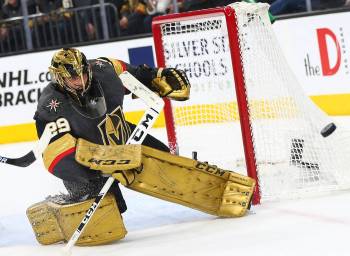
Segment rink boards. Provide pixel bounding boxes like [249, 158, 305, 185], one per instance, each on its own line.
[1, 10, 350, 143]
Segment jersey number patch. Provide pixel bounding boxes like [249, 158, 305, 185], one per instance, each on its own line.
[47, 118, 71, 136]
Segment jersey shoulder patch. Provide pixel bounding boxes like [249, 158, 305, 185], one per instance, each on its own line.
[90, 58, 110, 69]
[34, 83, 69, 122]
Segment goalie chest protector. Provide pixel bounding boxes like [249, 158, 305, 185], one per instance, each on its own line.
[35, 59, 132, 145]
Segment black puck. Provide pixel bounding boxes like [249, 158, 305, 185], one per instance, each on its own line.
[321, 122, 336, 137]
[192, 151, 198, 160]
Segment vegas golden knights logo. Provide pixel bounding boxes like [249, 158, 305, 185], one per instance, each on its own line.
[98, 106, 131, 145]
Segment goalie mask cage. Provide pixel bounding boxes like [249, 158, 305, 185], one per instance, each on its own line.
[152, 2, 350, 204]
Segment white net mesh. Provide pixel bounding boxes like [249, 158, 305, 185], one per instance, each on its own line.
[159, 14, 242, 167]
[156, 2, 350, 202]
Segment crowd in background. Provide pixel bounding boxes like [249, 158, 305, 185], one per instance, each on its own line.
[0, 0, 349, 55]
[268, 0, 348, 15]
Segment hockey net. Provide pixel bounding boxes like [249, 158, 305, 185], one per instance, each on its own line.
[152, 2, 350, 204]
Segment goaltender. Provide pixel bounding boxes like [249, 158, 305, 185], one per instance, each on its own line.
[26, 48, 256, 246]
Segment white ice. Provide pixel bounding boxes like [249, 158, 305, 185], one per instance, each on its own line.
[1, 118, 350, 256]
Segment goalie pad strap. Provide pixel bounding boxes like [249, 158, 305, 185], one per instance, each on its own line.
[26, 193, 127, 246]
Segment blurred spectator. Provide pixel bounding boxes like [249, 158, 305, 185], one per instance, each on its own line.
[36, 0, 63, 14]
[0, 0, 4, 16]
[73, 0, 96, 40]
[211, 0, 241, 7]
[1, 0, 36, 51]
[259, 0, 274, 3]
[168, 0, 243, 13]
[100, 0, 123, 37]
[144, 0, 171, 32]
[34, 0, 66, 47]
[119, 0, 147, 36]
[2, 0, 36, 18]
[178, 0, 241, 12]
[269, 0, 320, 15]
[0, 6, 7, 48]
[109, 0, 126, 17]
[181, 0, 212, 11]
[269, 0, 346, 15]
[319, 0, 345, 9]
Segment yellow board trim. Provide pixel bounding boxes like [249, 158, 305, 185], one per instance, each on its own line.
[124, 110, 166, 128]
[0, 123, 38, 144]
[310, 94, 350, 115]
[0, 111, 166, 144]
[1, 93, 350, 144]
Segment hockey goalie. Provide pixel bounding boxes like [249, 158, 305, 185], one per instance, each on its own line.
[26, 48, 256, 246]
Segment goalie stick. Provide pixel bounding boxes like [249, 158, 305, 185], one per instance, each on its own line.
[0, 124, 55, 167]
[63, 71, 164, 254]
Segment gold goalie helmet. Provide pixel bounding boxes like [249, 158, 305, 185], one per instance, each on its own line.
[49, 48, 92, 99]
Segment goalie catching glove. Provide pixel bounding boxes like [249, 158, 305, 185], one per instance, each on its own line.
[76, 138, 256, 217]
[151, 68, 190, 101]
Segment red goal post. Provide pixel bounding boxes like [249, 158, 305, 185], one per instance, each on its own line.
[153, 5, 260, 203]
[152, 2, 350, 205]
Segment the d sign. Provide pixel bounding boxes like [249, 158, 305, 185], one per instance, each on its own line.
[317, 28, 341, 76]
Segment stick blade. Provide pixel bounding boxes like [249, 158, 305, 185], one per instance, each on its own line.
[0, 151, 36, 167]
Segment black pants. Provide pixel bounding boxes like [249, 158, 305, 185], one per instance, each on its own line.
[63, 178, 128, 213]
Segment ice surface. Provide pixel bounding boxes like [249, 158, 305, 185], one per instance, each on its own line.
[1, 117, 350, 256]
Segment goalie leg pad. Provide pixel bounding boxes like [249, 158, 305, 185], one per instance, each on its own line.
[26, 193, 127, 246]
[129, 146, 256, 217]
[74, 141, 256, 217]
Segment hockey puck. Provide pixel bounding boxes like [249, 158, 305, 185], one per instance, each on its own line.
[320, 122, 336, 137]
[192, 151, 198, 160]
